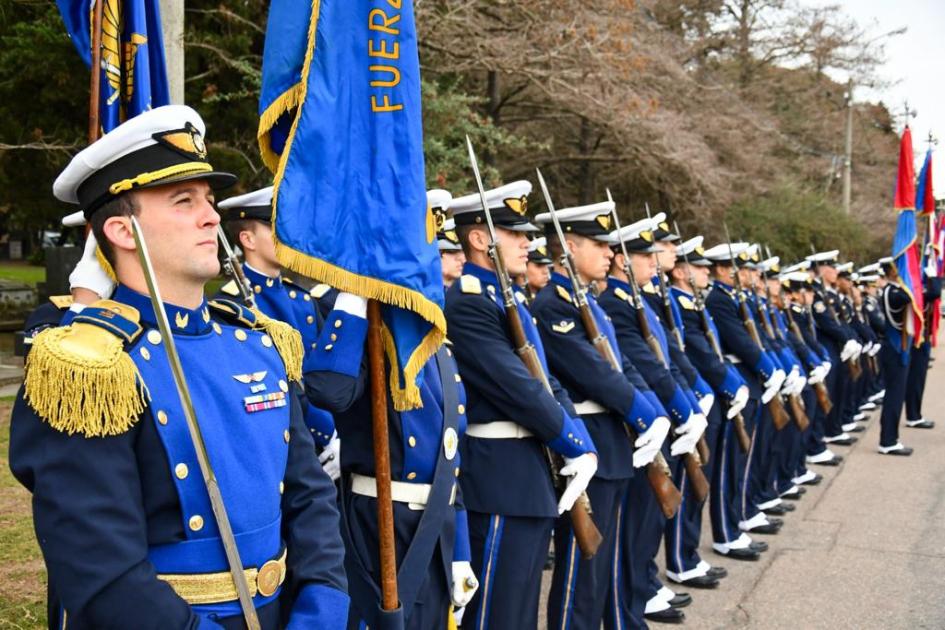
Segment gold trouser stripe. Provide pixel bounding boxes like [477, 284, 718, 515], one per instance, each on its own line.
[108, 162, 214, 195]
[156, 550, 287, 605]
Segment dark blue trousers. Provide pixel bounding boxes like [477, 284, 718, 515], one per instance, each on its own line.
[905, 342, 931, 421]
[748, 399, 780, 508]
[549, 476, 628, 630]
[710, 416, 744, 545]
[879, 342, 910, 448]
[731, 365, 763, 523]
[825, 350, 850, 438]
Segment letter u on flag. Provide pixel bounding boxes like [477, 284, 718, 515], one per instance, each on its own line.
[56, 0, 170, 132]
[258, 0, 444, 410]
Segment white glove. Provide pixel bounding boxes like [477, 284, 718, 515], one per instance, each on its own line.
[822, 361, 833, 376]
[334, 292, 368, 318]
[861, 341, 873, 355]
[671, 412, 708, 456]
[762, 369, 786, 404]
[451, 561, 479, 608]
[318, 432, 341, 481]
[727, 385, 749, 419]
[808, 365, 826, 385]
[557, 453, 598, 514]
[868, 343, 881, 357]
[633, 416, 671, 468]
[791, 375, 807, 396]
[840, 340, 860, 362]
[780, 367, 799, 395]
[69, 232, 115, 299]
[697, 393, 715, 417]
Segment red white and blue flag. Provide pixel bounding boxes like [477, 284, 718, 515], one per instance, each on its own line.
[891, 126, 925, 346]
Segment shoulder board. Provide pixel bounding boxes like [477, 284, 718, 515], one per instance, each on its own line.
[219, 279, 240, 297]
[460, 275, 482, 295]
[677, 295, 695, 310]
[642, 282, 658, 294]
[614, 287, 630, 302]
[48, 294, 74, 309]
[208, 298, 258, 328]
[310, 283, 332, 299]
[556, 285, 573, 304]
[23, 299, 147, 438]
[791, 304, 804, 313]
[514, 290, 527, 304]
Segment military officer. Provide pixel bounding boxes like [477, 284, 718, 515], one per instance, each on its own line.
[9, 105, 349, 628]
[669, 238, 762, 560]
[530, 202, 670, 630]
[524, 236, 553, 302]
[703, 243, 785, 537]
[444, 180, 598, 629]
[596, 217, 711, 626]
[302, 283, 477, 627]
[875, 257, 917, 456]
[217, 186, 340, 480]
[903, 265, 941, 429]
[835, 263, 872, 431]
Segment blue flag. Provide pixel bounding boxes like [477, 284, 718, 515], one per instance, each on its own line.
[258, 0, 445, 410]
[56, 0, 170, 132]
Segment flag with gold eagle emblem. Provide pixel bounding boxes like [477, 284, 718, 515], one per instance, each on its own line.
[56, 0, 169, 132]
[258, 0, 444, 410]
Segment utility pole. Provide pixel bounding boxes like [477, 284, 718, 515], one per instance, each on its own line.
[161, 0, 185, 104]
[841, 79, 853, 215]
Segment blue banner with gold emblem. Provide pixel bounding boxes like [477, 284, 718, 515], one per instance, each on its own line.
[258, 0, 444, 410]
[56, 0, 170, 131]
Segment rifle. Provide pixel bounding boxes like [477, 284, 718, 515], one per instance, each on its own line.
[465, 139, 602, 558]
[217, 226, 256, 308]
[723, 226, 791, 431]
[606, 194, 709, 503]
[675, 222, 751, 453]
[757, 248, 810, 431]
[538, 171, 681, 519]
[781, 289, 833, 415]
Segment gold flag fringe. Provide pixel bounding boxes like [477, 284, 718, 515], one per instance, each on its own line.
[24, 327, 149, 437]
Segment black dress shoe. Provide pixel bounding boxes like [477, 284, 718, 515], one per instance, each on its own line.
[749, 522, 781, 534]
[749, 541, 769, 552]
[707, 566, 728, 579]
[906, 419, 935, 429]
[767, 517, 784, 526]
[677, 574, 719, 589]
[669, 593, 692, 608]
[781, 492, 802, 501]
[847, 425, 865, 433]
[879, 446, 914, 456]
[717, 547, 760, 561]
[828, 436, 857, 446]
[813, 456, 842, 466]
[801, 474, 823, 485]
[645, 607, 686, 624]
[762, 504, 787, 516]
[779, 502, 796, 512]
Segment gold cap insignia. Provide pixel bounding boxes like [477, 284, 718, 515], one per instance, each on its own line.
[596, 214, 612, 231]
[537, 246, 547, 256]
[660, 222, 669, 232]
[504, 195, 528, 216]
[695, 246, 705, 256]
[443, 229, 459, 244]
[432, 206, 447, 232]
[154, 122, 208, 160]
[641, 230, 654, 243]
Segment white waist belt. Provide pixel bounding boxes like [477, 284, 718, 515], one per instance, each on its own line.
[466, 421, 534, 439]
[725, 354, 742, 365]
[349, 473, 456, 511]
[574, 400, 607, 415]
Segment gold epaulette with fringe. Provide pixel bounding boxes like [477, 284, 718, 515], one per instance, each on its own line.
[24, 299, 148, 437]
[48, 295, 74, 309]
[208, 299, 303, 383]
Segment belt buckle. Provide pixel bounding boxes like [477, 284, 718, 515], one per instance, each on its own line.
[256, 558, 282, 597]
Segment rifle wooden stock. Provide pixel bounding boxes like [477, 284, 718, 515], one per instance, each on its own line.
[787, 393, 810, 431]
[847, 357, 862, 381]
[813, 381, 833, 414]
[577, 300, 682, 518]
[504, 279, 603, 559]
[769, 394, 791, 431]
[732, 413, 751, 453]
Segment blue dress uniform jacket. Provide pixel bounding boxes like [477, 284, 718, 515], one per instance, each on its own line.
[705, 282, 776, 381]
[532, 272, 660, 480]
[303, 304, 470, 630]
[218, 265, 336, 447]
[444, 263, 595, 517]
[9, 285, 348, 629]
[811, 284, 852, 350]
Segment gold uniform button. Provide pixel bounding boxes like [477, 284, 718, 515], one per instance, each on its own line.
[311, 343, 317, 350]
[406, 472, 417, 480]
[212, 322, 222, 335]
[324, 344, 333, 351]
[254, 285, 262, 294]
[289, 290, 297, 299]
[454, 374, 462, 383]
[157, 410, 168, 425]
[261, 335, 273, 348]
[304, 294, 311, 302]
[279, 482, 285, 495]
[408, 436, 417, 447]
[457, 404, 465, 415]
[334, 320, 342, 329]
[330, 333, 337, 341]
[140, 347, 151, 361]
[175, 463, 189, 479]
[235, 329, 247, 341]
[279, 379, 289, 392]
[307, 315, 315, 324]
[147, 330, 162, 345]
[454, 467, 461, 478]
[189, 515, 204, 532]
[284, 430, 291, 443]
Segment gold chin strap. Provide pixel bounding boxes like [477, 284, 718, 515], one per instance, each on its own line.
[108, 162, 214, 195]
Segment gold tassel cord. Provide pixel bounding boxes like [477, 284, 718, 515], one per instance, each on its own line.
[252, 309, 304, 383]
[24, 326, 149, 437]
[96, 245, 118, 284]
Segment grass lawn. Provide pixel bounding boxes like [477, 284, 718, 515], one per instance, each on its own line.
[0, 402, 46, 629]
[0, 264, 44, 288]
